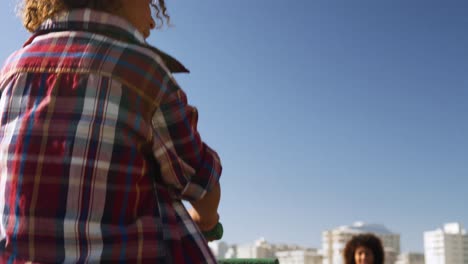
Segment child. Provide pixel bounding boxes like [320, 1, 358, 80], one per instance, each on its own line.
[0, 0, 222, 262]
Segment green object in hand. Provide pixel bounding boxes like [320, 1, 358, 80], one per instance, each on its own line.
[202, 222, 223, 241]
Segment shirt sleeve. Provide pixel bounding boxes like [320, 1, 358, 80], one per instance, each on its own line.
[151, 75, 222, 201]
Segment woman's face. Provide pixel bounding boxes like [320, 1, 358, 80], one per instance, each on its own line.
[354, 246, 375, 264]
[117, 0, 155, 38]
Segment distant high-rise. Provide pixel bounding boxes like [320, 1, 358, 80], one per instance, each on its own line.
[395, 253, 425, 264]
[208, 241, 229, 259]
[424, 222, 468, 264]
[276, 248, 323, 264]
[236, 238, 276, 259]
[321, 222, 400, 264]
[234, 238, 323, 261]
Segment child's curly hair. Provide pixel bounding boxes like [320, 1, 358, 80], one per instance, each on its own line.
[20, 0, 170, 32]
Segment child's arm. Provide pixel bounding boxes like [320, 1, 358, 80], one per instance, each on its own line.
[150, 73, 222, 201]
[189, 182, 221, 232]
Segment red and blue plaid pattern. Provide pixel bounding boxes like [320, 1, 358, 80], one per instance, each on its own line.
[0, 9, 221, 263]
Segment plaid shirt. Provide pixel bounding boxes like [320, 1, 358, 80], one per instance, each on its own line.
[0, 9, 221, 263]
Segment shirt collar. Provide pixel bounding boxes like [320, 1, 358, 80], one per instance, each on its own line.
[26, 8, 189, 73]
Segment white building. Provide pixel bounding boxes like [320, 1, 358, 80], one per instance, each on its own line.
[395, 253, 425, 264]
[236, 238, 276, 259]
[234, 238, 324, 263]
[322, 222, 400, 264]
[276, 248, 323, 264]
[208, 241, 229, 259]
[424, 222, 468, 264]
[224, 245, 237, 259]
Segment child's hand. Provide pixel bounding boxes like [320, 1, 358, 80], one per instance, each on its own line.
[188, 183, 221, 241]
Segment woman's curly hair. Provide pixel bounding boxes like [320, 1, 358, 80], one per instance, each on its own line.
[20, 0, 170, 32]
[343, 233, 385, 264]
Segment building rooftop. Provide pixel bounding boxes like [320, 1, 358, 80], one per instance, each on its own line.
[334, 222, 397, 235]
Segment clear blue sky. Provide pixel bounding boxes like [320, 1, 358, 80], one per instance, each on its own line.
[1, 0, 467, 253]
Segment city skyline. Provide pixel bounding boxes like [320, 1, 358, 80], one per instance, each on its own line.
[210, 221, 466, 264]
[1, 0, 467, 253]
[211, 221, 467, 254]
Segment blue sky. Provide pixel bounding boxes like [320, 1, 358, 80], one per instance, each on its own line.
[1, 0, 467, 253]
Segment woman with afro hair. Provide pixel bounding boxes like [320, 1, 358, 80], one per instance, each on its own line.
[0, 0, 222, 263]
[343, 233, 385, 264]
